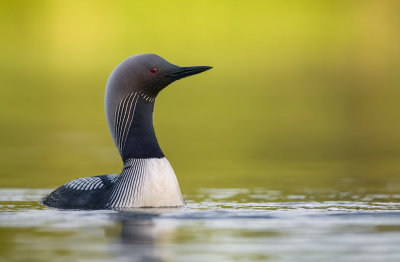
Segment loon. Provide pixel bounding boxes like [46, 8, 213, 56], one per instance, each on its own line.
[42, 54, 212, 209]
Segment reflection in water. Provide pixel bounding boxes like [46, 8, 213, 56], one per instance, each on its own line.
[118, 216, 162, 262]
[112, 208, 183, 262]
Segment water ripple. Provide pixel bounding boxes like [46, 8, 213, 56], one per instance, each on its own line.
[1, 188, 400, 262]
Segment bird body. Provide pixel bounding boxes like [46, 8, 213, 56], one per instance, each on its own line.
[42, 54, 211, 209]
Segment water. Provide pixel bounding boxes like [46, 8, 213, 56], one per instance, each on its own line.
[1, 188, 400, 261]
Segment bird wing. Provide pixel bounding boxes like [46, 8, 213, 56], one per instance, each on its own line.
[42, 174, 120, 209]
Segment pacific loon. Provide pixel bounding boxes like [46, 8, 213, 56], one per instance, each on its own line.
[42, 54, 212, 209]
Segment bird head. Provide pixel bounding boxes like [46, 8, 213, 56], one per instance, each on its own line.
[106, 54, 212, 101]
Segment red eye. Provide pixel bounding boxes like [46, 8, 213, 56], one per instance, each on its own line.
[150, 67, 158, 74]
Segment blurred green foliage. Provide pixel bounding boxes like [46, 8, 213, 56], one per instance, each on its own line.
[0, 0, 399, 193]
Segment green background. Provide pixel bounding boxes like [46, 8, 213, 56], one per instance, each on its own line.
[1, 0, 400, 194]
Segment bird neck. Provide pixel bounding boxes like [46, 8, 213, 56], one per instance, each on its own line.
[113, 93, 164, 162]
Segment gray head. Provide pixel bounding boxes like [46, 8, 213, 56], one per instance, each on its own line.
[106, 54, 211, 101]
[105, 54, 212, 158]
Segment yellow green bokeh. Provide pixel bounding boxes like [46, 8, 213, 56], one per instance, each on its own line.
[0, 0, 400, 194]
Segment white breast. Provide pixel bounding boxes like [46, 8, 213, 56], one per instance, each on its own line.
[108, 157, 184, 208]
[138, 157, 184, 207]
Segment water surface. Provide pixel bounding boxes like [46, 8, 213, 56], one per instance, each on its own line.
[1, 188, 400, 261]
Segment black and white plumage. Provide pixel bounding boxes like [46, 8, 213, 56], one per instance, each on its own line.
[42, 54, 212, 209]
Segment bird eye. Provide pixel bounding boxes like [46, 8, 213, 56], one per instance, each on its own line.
[150, 67, 158, 74]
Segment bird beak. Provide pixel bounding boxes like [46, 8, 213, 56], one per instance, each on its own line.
[166, 66, 212, 80]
